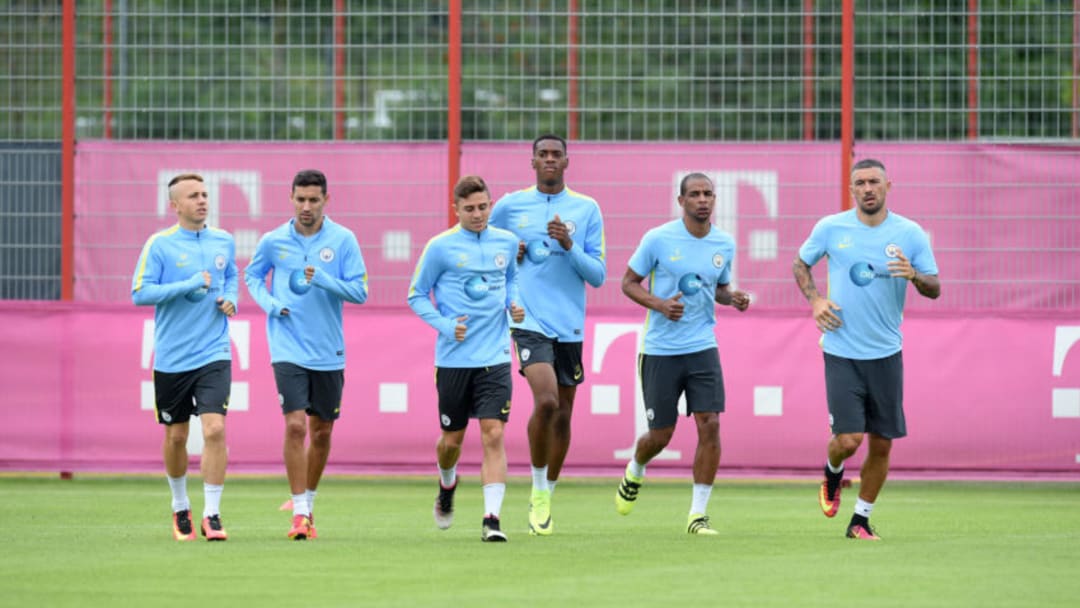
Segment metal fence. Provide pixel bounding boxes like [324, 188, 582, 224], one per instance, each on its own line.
[1, 0, 1077, 309]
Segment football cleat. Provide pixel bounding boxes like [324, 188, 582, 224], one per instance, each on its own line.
[481, 515, 508, 542]
[200, 514, 228, 541]
[434, 481, 457, 530]
[528, 488, 552, 536]
[687, 513, 719, 535]
[287, 514, 312, 540]
[846, 522, 881, 540]
[615, 469, 644, 515]
[819, 477, 852, 518]
[308, 512, 318, 539]
[172, 509, 196, 541]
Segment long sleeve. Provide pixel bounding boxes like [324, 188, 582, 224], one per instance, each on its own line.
[244, 234, 285, 316]
[132, 239, 205, 305]
[566, 204, 606, 287]
[407, 239, 456, 339]
[221, 238, 240, 311]
[312, 233, 368, 304]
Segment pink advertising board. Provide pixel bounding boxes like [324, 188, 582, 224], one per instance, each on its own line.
[2, 301, 1078, 475]
[75, 141, 1078, 310]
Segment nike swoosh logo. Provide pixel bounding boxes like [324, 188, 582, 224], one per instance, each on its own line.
[532, 516, 551, 530]
[837, 243, 852, 249]
[176, 261, 190, 267]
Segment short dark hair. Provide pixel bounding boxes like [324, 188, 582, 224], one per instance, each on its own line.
[679, 172, 712, 196]
[532, 133, 567, 155]
[167, 173, 203, 188]
[292, 169, 328, 194]
[453, 175, 489, 202]
[851, 158, 886, 174]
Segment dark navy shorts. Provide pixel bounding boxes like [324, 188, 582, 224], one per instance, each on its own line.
[510, 329, 584, 386]
[824, 351, 906, 438]
[435, 363, 513, 431]
[639, 348, 725, 430]
[153, 360, 231, 425]
[273, 362, 345, 421]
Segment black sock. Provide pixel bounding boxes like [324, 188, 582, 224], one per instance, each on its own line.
[849, 513, 869, 529]
[824, 465, 843, 499]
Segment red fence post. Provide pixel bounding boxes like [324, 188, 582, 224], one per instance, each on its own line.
[840, 0, 854, 209]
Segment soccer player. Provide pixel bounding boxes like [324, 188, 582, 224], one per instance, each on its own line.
[488, 133, 606, 536]
[612, 173, 750, 534]
[244, 169, 369, 540]
[132, 173, 238, 542]
[793, 158, 940, 540]
[408, 175, 524, 543]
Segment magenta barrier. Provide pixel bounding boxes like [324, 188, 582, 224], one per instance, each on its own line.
[75, 141, 1079, 310]
[2, 301, 1078, 475]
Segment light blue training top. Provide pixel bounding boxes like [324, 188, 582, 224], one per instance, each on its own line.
[798, 209, 939, 359]
[407, 224, 521, 368]
[244, 217, 368, 371]
[489, 185, 606, 342]
[628, 219, 736, 356]
[132, 224, 238, 373]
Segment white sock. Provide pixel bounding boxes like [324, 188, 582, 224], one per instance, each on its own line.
[483, 483, 506, 518]
[168, 475, 190, 513]
[627, 459, 646, 479]
[690, 483, 713, 515]
[203, 483, 223, 518]
[531, 466, 548, 492]
[291, 493, 310, 517]
[439, 466, 457, 488]
[854, 498, 874, 518]
[827, 460, 844, 474]
[548, 479, 557, 495]
[305, 488, 317, 513]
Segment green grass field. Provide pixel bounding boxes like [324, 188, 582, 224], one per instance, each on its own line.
[2, 475, 1077, 607]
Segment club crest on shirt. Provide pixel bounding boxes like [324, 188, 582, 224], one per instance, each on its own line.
[564, 220, 577, 236]
[494, 252, 508, 269]
[712, 253, 725, 268]
[319, 247, 335, 263]
[214, 254, 227, 270]
[884, 243, 901, 258]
